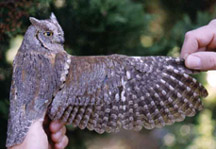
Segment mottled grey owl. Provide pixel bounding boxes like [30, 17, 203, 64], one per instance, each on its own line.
[6, 13, 208, 147]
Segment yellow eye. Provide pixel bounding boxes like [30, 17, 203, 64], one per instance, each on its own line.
[44, 31, 53, 36]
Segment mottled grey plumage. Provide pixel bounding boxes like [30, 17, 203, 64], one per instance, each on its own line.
[6, 13, 208, 147]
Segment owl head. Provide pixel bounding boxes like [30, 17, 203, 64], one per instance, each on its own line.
[20, 13, 65, 53]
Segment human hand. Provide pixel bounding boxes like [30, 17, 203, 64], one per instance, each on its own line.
[181, 19, 216, 70]
[9, 119, 68, 149]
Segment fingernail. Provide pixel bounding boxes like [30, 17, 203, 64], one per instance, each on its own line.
[186, 55, 201, 69]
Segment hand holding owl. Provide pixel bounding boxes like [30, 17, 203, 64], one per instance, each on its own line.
[10, 120, 68, 149]
[181, 19, 216, 70]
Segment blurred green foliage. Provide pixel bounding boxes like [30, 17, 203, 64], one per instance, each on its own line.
[56, 0, 150, 55]
[0, 0, 216, 148]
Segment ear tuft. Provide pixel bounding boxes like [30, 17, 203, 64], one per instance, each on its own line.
[50, 12, 57, 20]
[29, 17, 41, 26]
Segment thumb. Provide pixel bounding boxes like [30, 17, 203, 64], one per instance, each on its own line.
[185, 51, 216, 70]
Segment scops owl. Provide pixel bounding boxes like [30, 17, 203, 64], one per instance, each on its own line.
[6, 13, 208, 147]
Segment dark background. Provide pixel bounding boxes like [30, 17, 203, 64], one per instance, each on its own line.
[1, 0, 216, 148]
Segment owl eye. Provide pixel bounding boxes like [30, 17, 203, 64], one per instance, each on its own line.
[43, 31, 53, 37]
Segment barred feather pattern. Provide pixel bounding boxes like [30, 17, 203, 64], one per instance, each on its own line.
[6, 14, 209, 148]
[48, 55, 208, 134]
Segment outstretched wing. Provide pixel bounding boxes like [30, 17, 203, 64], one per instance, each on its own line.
[48, 55, 208, 133]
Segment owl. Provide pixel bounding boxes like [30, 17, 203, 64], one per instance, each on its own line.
[6, 13, 208, 147]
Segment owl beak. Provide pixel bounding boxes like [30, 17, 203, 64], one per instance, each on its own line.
[54, 36, 64, 45]
[60, 38, 64, 44]
[57, 37, 64, 45]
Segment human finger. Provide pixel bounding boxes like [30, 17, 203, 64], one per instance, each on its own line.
[181, 20, 216, 58]
[55, 136, 69, 149]
[185, 51, 216, 70]
[50, 120, 65, 133]
[51, 126, 66, 143]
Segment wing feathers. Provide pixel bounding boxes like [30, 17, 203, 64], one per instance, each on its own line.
[48, 55, 208, 134]
[67, 106, 78, 124]
[162, 71, 197, 116]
